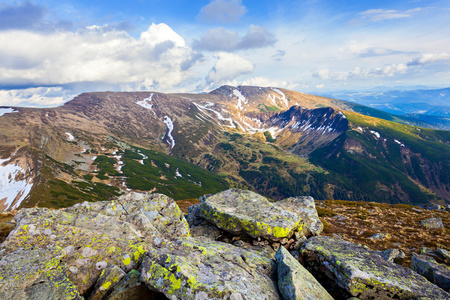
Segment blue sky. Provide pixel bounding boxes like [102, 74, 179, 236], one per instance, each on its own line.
[0, 0, 449, 106]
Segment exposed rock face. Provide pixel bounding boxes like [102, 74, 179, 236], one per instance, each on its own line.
[277, 196, 323, 237]
[411, 253, 450, 292]
[198, 189, 303, 241]
[420, 217, 444, 229]
[275, 246, 333, 300]
[0, 192, 189, 295]
[301, 236, 450, 299]
[141, 237, 280, 300]
[377, 249, 405, 264]
[0, 247, 82, 300]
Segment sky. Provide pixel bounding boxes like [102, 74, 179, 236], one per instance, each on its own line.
[0, 0, 449, 107]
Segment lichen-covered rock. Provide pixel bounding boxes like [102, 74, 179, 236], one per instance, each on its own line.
[277, 196, 324, 237]
[0, 192, 189, 294]
[199, 189, 302, 241]
[141, 236, 280, 300]
[88, 265, 125, 300]
[411, 253, 450, 292]
[301, 236, 450, 299]
[420, 217, 444, 229]
[0, 247, 82, 300]
[367, 233, 390, 241]
[105, 270, 161, 300]
[275, 246, 333, 300]
[377, 249, 405, 263]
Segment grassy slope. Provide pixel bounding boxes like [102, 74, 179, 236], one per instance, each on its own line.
[310, 111, 450, 204]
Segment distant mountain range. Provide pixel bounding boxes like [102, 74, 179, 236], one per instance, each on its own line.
[0, 85, 449, 211]
[319, 87, 450, 130]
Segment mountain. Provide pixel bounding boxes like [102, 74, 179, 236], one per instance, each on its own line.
[0, 86, 449, 211]
[320, 88, 450, 130]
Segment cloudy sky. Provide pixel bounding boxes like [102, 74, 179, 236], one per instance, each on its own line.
[0, 0, 449, 106]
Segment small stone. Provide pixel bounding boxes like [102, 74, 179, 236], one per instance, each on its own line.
[420, 217, 444, 229]
[96, 261, 108, 270]
[379, 249, 405, 263]
[367, 233, 390, 240]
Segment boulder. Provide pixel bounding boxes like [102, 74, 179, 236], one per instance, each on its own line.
[301, 236, 450, 299]
[367, 233, 390, 241]
[420, 217, 444, 229]
[0, 247, 82, 300]
[277, 196, 324, 237]
[141, 236, 280, 299]
[377, 249, 405, 264]
[411, 253, 450, 292]
[198, 189, 302, 241]
[0, 192, 189, 294]
[275, 246, 333, 300]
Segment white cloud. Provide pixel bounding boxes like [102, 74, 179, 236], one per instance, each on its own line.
[240, 77, 298, 90]
[192, 25, 276, 51]
[0, 23, 203, 92]
[407, 52, 450, 66]
[198, 0, 247, 23]
[0, 87, 75, 107]
[206, 52, 254, 84]
[316, 84, 325, 89]
[357, 8, 423, 23]
[312, 69, 331, 80]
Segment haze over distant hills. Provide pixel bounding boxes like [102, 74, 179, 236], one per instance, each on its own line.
[0, 86, 449, 212]
[319, 87, 450, 130]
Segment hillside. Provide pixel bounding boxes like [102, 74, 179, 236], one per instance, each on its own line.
[0, 86, 449, 211]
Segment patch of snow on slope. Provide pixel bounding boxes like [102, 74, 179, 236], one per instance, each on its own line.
[357, 127, 364, 133]
[175, 168, 182, 177]
[66, 132, 75, 141]
[136, 93, 156, 115]
[0, 157, 33, 210]
[163, 116, 175, 150]
[138, 152, 148, 165]
[394, 139, 405, 147]
[271, 88, 288, 108]
[92, 156, 97, 161]
[0, 108, 17, 117]
[114, 154, 124, 172]
[193, 102, 234, 128]
[370, 130, 380, 139]
[233, 89, 248, 110]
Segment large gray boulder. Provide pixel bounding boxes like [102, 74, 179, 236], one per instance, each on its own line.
[197, 189, 303, 241]
[275, 246, 333, 300]
[277, 196, 324, 237]
[420, 217, 444, 229]
[141, 236, 280, 300]
[0, 247, 82, 300]
[0, 192, 189, 295]
[301, 236, 450, 299]
[411, 253, 450, 292]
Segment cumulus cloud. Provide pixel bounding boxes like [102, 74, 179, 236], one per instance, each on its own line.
[407, 52, 450, 66]
[357, 8, 423, 23]
[198, 0, 247, 23]
[206, 52, 254, 84]
[0, 23, 204, 93]
[193, 25, 276, 51]
[0, 87, 76, 107]
[240, 77, 298, 90]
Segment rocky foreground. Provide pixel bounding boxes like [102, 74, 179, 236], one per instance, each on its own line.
[0, 189, 449, 300]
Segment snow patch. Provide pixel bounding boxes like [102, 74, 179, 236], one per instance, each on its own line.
[136, 93, 156, 115]
[192, 102, 234, 128]
[233, 89, 248, 110]
[175, 168, 182, 177]
[357, 127, 364, 133]
[163, 116, 175, 150]
[66, 132, 75, 141]
[271, 88, 288, 108]
[394, 139, 405, 147]
[92, 156, 97, 161]
[338, 111, 347, 119]
[370, 130, 380, 139]
[0, 157, 33, 210]
[0, 108, 17, 117]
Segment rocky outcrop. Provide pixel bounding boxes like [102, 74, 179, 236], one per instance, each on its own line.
[198, 189, 303, 241]
[411, 253, 450, 292]
[301, 236, 450, 299]
[275, 246, 333, 300]
[0, 192, 189, 295]
[141, 237, 280, 299]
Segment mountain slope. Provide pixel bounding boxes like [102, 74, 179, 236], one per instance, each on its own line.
[0, 86, 449, 211]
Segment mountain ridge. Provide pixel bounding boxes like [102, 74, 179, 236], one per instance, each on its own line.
[0, 85, 449, 211]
